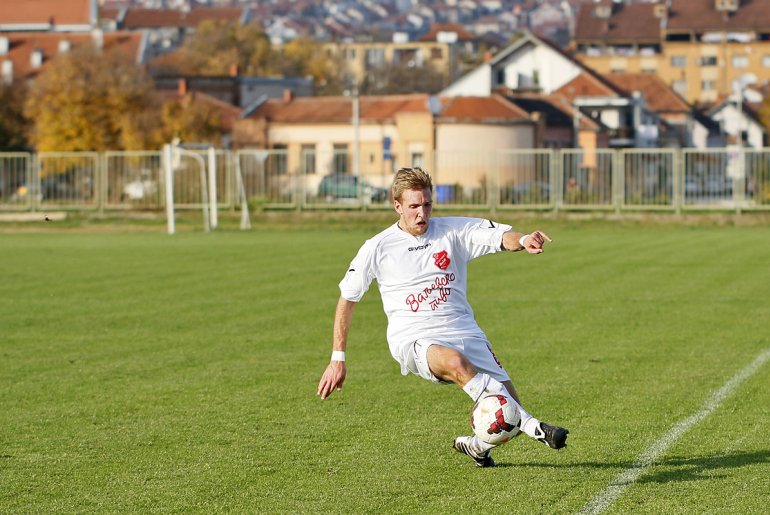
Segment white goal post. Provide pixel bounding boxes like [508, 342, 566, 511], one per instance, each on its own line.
[162, 143, 257, 234]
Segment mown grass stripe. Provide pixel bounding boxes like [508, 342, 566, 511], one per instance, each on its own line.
[580, 347, 770, 515]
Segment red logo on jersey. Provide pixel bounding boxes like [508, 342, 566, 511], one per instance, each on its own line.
[433, 250, 450, 270]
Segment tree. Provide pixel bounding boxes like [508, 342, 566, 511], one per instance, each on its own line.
[0, 82, 29, 151]
[181, 20, 275, 76]
[158, 95, 223, 146]
[25, 45, 160, 151]
[279, 36, 345, 95]
[360, 61, 447, 95]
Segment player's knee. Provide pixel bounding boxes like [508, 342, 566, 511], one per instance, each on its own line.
[443, 352, 476, 382]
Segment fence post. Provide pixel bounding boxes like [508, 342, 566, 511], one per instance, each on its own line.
[98, 152, 106, 216]
[553, 149, 562, 212]
[613, 149, 622, 214]
[30, 153, 40, 213]
[673, 149, 683, 215]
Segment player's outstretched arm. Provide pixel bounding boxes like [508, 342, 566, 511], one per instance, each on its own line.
[502, 230, 553, 254]
[317, 297, 357, 400]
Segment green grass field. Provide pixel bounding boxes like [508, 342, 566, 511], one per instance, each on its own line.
[1, 216, 769, 513]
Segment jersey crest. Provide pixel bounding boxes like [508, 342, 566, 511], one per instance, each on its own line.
[433, 250, 451, 270]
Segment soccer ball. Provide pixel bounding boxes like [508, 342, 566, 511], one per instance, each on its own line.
[471, 394, 521, 445]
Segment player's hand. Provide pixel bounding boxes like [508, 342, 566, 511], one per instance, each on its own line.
[522, 230, 552, 254]
[317, 361, 346, 400]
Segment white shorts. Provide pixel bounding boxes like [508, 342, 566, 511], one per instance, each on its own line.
[402, 337, 510, 384]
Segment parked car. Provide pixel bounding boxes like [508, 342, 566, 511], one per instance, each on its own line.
[317, 173, 389, 202]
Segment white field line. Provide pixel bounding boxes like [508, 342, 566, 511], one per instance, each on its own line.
[579, 347, 770, 515]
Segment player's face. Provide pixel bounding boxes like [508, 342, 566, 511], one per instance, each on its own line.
[394, 188, 433, 236]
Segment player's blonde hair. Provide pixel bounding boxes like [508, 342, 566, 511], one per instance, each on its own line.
[391, 167, 433, 201]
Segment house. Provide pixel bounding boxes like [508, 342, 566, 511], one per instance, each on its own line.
[0, 31, 145, 84]
[704, 96, 767, 149]
[114, 6, 248, 59]
[324, 37, 458, 90]
[603, 72, 693, 147]
[0, 0, 96, 32]
[153, 74, 314, 109]
[442, 31, 670, 148]
[573, 0, 770, 104]
[233, 93, 535, 197]
[160, 79, 243, 148]
[441, 32, 586, 97]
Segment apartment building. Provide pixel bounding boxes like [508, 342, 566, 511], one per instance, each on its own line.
[573, 0, 770, 104]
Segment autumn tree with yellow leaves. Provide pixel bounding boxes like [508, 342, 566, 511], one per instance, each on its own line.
[25, 44, 225, 151]
[25, 45, 160, 151]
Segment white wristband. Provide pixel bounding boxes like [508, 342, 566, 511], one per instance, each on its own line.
[331, 350, 346, 362]
[518, 234, 530, 248]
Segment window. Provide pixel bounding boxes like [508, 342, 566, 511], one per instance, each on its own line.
[698, 56, 717, 66]
[431, 48, 443, 60]
[701, 80, 716, 91]
[343, 48, 357, 60]
[366, 48, 385, 66]
[671, 55, 687, 67]
[732, 55, 749, 68]
[333, 143, 349, 174]
[411, 152, 424, 167]
[763, 55, 770, 67]
[301, 144, 315, 174]
[496, 68, 506, 86]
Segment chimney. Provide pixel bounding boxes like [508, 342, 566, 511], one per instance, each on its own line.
[30, 49, 43, 69]
[0, 37, 8, 56]
[283, 89, 294, 102]
[58, 39, 71, 54]
[483, 51, 492, 63]
[91, 28, 103, 50]
[1, 60, 12, 85]
[229, 63, 239, 77]
[178, 78, 188, 96]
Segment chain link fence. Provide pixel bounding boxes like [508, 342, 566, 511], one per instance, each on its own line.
[2, 148, 769, 213]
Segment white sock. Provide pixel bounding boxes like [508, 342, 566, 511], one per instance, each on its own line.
[463, 373, 542, 440]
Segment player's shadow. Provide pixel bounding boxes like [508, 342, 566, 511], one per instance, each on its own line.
[638, 450, 770, 484]
[497, 449, 770, 483]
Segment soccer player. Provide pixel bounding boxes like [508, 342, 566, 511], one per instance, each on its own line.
[317, 167, 568, 467]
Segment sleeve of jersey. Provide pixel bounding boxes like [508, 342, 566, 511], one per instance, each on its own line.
[338, 239, 377, 302]
[463, 218, 513, 260]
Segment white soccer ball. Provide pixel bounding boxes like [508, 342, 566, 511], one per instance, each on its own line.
[471, 394, 521, 445]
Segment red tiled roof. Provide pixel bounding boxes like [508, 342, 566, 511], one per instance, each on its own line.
[0, 31, 143, 81]
[604, 72, 690, 113]
[439, 95, 531, 122]
[250, 94, 429, 123]
[184, 7, 242, 28]
[666, 0, 770, 31]
[246, 94, 531, 124]
[574, 1, 661, 43]
[420, 23, 475, 42]
[122, 7, 242, 29]
[554, 71, 620, 101]
[0, 0, 92, 27]
[99, 7, 121, 22]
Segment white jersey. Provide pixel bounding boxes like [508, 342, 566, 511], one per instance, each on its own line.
[339, 217, 512, 373]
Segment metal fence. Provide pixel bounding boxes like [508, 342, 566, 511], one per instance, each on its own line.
[2, 148, 770, 213]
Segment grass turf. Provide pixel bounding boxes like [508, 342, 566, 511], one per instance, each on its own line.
[1, 218, 769, 513]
